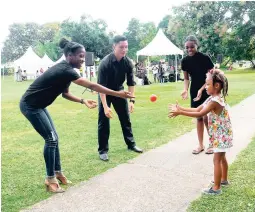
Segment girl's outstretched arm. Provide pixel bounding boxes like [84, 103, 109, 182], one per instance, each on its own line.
[169, 101, 203, 113]
[178, 104, 203, 112]
[169, 101, 217, 118]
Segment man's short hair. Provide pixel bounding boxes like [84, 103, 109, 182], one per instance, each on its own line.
[113, 35, 127, 44]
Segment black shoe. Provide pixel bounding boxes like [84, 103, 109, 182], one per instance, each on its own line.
[99, 153, 109, 161]
[128, 146, 143, 153]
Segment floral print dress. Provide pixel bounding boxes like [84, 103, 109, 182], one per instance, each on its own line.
[203, 96, 233, 152]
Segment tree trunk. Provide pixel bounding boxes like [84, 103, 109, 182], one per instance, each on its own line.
[223, 58, 231, 67]
[250, 60, 255, 69]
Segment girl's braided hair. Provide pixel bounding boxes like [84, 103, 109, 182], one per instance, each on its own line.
[207, 69, 228, 101]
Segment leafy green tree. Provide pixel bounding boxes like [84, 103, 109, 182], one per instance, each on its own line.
[124, 18, 142, 60]
[1, 23, 41, 63]
[124, 18, 157, 60]
[60, 15, 111, 59]
[1, 22, 61, 63]
[158, 15, 170, 30]
[34, 31, 63, 61]
[222, 1, 255, 67]
[167, 1, 255, 65]
[140, 22, 157, 48]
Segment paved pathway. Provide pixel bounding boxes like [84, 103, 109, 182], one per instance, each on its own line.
[22, 94, 255, 212]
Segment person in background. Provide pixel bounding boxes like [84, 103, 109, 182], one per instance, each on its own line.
[36, 70, 40, 78]
[152, 65, 159, 83]
[39, 68, 44, 75]
[158, 62, 164, 83]
[22, 70, 27, 81]
[17, 66, 22, 82]
[181, 35, 214, 154]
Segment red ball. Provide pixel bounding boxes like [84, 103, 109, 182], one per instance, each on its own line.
[150, 94, 157, 102]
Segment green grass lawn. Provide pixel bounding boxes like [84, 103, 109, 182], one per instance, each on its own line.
[188, 137, 255, 212]
[1, 69, 255, 212]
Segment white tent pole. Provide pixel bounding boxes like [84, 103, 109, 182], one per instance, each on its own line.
[147, 56, 150, 78]
[0, 48, 3, 81]
[175, 55, 178, 82]
[0, 48, 1, 80]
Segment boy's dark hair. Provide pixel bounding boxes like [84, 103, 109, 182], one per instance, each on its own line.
[113, 35, 127, 44]
[59, 38, 85, 57]
[185, 35, 199, 46]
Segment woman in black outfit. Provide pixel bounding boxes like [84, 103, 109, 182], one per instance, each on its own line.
[20, 38, 134, 193]
[181, 35, 214, 155]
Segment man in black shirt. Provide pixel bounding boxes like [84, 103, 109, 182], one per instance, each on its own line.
[97, 35, 143, 161]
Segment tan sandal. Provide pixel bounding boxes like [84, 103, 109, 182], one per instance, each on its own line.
[192, 147, 204, 155]
[205, 148, 214, 154]
[56, 173, 72, 185]
[45, 177, 65, 193]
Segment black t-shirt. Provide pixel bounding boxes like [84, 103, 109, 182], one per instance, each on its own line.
[181, 52, 214, 95]
[21, 60, 81, 108]
[97, 53, 135, 91]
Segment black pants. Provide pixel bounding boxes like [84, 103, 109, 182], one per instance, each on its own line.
[98, 95, 136, 154]
[153, 74, 157, 83]
[20, 100, 61, 177]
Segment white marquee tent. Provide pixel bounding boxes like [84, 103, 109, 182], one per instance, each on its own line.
[41, 54, 54, 70]
[136, 29, 184, 82]
[13, 47, 43, 75]
[54, 54, 65, 64]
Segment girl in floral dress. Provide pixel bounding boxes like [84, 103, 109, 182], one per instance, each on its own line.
[169, 69, 233, 195]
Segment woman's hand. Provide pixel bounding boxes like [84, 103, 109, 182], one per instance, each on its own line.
[84, 99, 98, 109]
[117, 91, 135, 99]
[193, 89, 202, 102]
[181, 90, 188, 100]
